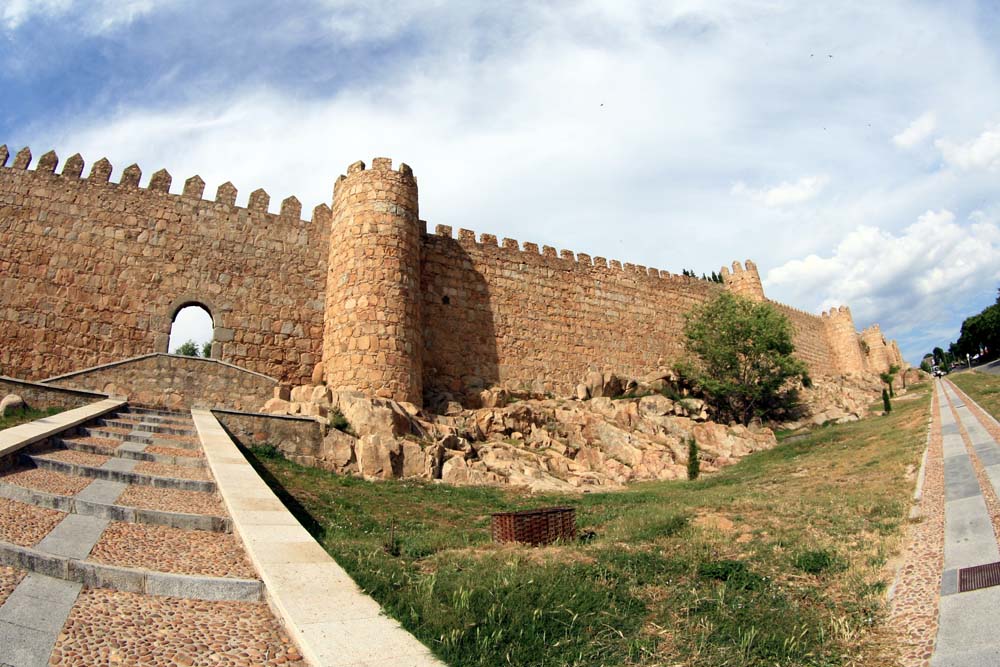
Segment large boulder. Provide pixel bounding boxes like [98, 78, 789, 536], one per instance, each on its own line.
[0, 394, 25, 418]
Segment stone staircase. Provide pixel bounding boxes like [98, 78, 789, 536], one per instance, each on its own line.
[0, 404, 304, 666]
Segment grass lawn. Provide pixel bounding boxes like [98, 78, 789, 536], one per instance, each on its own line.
[950, 370, 1000, 421]
[247, 381, 932, 667]
[0, 406, 63, 431]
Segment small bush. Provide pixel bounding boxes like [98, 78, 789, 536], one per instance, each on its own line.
[882, 389, 892, 414]
[793, 549, 845, 575]
[687, 437, 700, 480]
[329, 408, 353, 434]
[697, 559, 765, 590]
[250, 444, 284, 460]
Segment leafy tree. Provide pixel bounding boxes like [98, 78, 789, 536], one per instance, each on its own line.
[879, 364, 901, 397]
[680, 292, 809, 426]
[175, 340, 200, 357]
[201, 341, 213, 358]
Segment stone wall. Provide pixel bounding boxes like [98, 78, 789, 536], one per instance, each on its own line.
[212, 409, 324, 467]
[0, 376, 107, 410]
[0, 148, 329, 385]
[421, 226, 724, 399]
[0, 147, 904, 409]
[43, 354, 276, 411]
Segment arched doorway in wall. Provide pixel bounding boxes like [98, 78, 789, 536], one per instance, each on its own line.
[167, 303, 215, 358]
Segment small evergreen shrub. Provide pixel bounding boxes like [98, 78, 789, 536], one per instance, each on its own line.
[687, 437, 700, 480]
[329, 408, 352, 434]
[882, 389, 892, 414]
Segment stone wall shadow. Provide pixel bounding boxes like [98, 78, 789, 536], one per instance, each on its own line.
[421, 237, 499, 407]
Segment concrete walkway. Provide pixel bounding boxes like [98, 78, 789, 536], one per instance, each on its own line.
[932, 380, 1000, 666]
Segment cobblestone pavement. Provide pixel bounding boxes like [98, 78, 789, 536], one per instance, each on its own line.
[134, 461, 211, 480]
[50, 588, 305, 666]
[0, 496, 65, 547]
[888, 386, 942, 667]
[146, 444, 204, 459]
[0, 565, 25, 606]
[62, 436, 121, 452]
[37, 448, 110, 467]
[0, 466, 93, 495]
[116, 485, 224, 515]
[88, 522, 256, 578]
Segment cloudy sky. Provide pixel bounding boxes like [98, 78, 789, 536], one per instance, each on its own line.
[3, 1, 999, 363]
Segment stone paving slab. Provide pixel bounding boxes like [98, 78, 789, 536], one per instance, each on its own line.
[192, 409, 446, 667]
[0, 573, 82, 667]
[932, 380, 1000, 665]
[35, 514, 108, 560]
[74, 479, 125, 505]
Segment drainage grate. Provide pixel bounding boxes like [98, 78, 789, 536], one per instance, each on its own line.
[958, 561, 1000, 592]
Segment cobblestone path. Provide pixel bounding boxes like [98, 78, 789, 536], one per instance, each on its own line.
[0, 405, 305, 667]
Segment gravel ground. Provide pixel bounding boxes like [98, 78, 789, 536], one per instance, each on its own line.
[146, 445, 204, 459]
[0, 564, 25, 607]
[116, 486, 225, 516]
[0, 466, 93, 495]
[0, 496, 65, 547]
[89, 522, 255, 578]
[134, 462, 211, 481]
[888, 385, 944, 667]
[37, 449, 110, 467]
[50, 588, 305, 666]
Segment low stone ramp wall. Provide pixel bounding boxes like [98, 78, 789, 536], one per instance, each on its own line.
[194, 408, 445, 667]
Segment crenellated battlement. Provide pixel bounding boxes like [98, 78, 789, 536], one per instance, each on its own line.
[425, 223, 713, 284]
[720, 259, 765, 301]
[0, 144, 323, 227]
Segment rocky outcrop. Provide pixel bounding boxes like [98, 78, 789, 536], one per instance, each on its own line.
[0, 394, 25, 418]
[260, 385, 777, 492]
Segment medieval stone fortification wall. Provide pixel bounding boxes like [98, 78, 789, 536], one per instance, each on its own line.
[0, 145, 903, 407]
[0, 146, 329, 385]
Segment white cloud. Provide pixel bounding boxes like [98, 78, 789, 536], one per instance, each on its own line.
[0, 0, 164, 32]
[936, 122, 1000, 171]
[731, 175, 829, 207]
[766, 209, 1000, 361]
[892, 111, 936, 148]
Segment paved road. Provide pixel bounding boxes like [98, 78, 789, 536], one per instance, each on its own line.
[977, 359, 1000, 376]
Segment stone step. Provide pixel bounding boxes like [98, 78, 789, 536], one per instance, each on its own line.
[55, 439, 206, 469]
[98, 418, 196, 437]
[23, 455, 216, 493]
[121, 406, 192, 420]
[76, 428, 200, 451]
[0, 480, 230, 532]
[0, 540, 261, 602]
[79, 426, 130, 442]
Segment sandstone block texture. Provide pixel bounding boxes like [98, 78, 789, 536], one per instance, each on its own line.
[0, 150, 327, 385]
[323, 159, 423, 404]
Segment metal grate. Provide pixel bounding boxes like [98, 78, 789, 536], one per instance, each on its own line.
[958, 561, 1000, 592]
[491, 507, 576, 546]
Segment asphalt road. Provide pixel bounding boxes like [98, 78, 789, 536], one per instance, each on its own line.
[977, 359, 1000, 375]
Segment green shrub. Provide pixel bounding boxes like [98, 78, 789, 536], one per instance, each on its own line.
[697, 559, 765, 590]
[793, 549, 845, 575]
[329, 408, 353, 434]
[687, 437, 700, 480]
[250, 444, 284, 460]
[882, 389, 892, 414]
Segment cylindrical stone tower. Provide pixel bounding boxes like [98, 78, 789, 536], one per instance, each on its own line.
[323, 158, 423, 404]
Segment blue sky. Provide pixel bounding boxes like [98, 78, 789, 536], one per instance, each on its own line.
[3, 1, 1000, 363]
